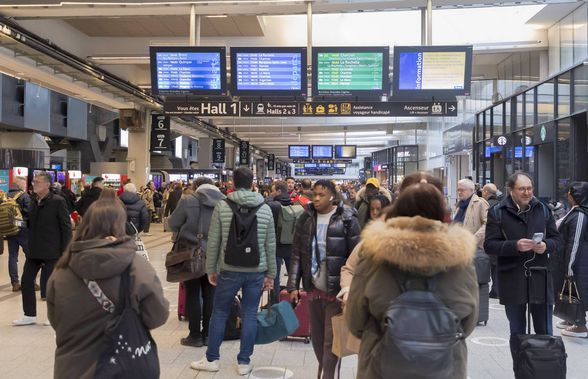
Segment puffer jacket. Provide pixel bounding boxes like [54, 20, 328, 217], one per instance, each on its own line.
[287, 201, 361, 297]
[206, 189, 277, 279]
[355, 186, 392, 229]
[119, 191, 149, 233]
[168, 184, 225, 248]
[346, 216, 479, 379]
[47, 237, 169, 379]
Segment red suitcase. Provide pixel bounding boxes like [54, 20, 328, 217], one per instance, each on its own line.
[280, 289, 311, 343]
[178, 282, 186, 321]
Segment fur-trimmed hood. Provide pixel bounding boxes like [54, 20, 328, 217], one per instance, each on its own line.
[361, 216, 476, 276]
[356, 186, 392, 203]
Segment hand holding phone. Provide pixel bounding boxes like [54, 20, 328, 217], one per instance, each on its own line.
[532, 232, 544, 244]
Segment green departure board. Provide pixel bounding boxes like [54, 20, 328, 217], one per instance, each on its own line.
[316, 52, 384, 91]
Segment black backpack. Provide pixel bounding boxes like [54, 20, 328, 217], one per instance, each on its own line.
[223, 199, 264, 268]
[375, 268, 464, 379]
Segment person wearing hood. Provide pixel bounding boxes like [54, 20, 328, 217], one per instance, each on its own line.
[168, 177, 226, 347]
[552, 182, 588, 338]
[355, 178, 392, 229]
[75, 177, 103, 217]
[191, 167, 276, 376]
[267, 180, 294, 302]
[119, 183, 149, 233]
[46, 198, 169, 379]
[287, 180, 361, 379]
[346, 182, 479, 379]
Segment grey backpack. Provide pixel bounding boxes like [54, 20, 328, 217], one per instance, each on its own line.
[375, 268, 464, 379]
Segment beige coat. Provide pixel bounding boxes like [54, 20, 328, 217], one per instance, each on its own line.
[462, 193, 489, 248]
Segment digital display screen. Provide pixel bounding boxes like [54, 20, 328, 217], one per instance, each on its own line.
[294, 163, 346, 176]
[57, 171, 66, 183]
[312, 145, 333, 159]
[313, 47, 389, 97]
[484, 146, 502, 158]
[393, 46, 472, 98]
[288, 145, 311, 159]
[232, 48, 306, 96]
[334, 145, 357, 159]
[515, 146, 534, 158]
[150, 46, 226, 96]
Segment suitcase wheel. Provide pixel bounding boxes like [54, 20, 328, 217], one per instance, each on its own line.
[484, 321, 487, 326]
[304, 337, 310, 344]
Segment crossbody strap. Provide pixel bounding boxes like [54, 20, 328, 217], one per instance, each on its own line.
[84, 279, 116, 314]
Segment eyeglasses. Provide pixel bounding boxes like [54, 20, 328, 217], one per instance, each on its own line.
[515, 187, 533, 193]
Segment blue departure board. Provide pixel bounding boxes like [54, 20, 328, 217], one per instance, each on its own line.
[150, 46, 227, 96]
[312, 145, 333, 159]
[288, 145, 311, 159]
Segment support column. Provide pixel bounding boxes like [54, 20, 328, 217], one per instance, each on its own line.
[226, 145, 236, 169]
[198, 137, 212, 169]
[426, 0, 432, 46]
[126, 111, 151, 187]
[421, 8, 427, 45]
[307, 1, 313, 98]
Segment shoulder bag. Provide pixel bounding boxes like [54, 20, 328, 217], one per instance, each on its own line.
[165, 206, 206, 282]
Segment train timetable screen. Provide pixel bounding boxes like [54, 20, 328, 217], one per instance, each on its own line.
[316, 52, 384, 91]
[155, 51, 222, 92]
[235, 52, 302, 91]
[398, 51, 466, 90]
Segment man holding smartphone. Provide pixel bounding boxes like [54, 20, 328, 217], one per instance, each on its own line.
[484, 172, 562, 374]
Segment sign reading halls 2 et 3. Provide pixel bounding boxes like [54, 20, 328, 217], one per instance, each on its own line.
[163, 100, 458, 117]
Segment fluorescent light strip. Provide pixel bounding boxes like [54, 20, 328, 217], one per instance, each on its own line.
[0, 0, 304, 7]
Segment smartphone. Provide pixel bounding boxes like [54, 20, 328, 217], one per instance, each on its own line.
[532, 232, 544, 244]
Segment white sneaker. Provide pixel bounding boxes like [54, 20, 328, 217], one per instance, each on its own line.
[556, 320, 573, 329]
[12, 316, 37, 326]
[190, 357, 219, 372]
[43, 319, 51, 326]
[237, 363, 252, 376]
[561, 324, 588, 338]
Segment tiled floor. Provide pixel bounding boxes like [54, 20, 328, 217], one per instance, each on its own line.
[1, 224, 588, 379]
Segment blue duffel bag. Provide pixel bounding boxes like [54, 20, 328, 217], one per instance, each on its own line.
[255, 299, 299, 345]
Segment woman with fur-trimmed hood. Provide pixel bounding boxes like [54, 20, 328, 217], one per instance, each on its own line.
[346, 182, 479, 379]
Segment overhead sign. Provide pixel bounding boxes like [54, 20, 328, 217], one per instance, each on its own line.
[164, 100, 458, 117]
[150, 115, 171, 152]
[212, 138, 225, 164]
[239, 140, 250, 166]
[267, 154, 275, 171]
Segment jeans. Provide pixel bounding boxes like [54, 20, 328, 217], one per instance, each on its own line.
[185, 275, 215, 339]
[21, 258, 57, 317]
[505, 303, 553, 365]
[7, 229, 28, 283]
[206, 271, 264, 364]
[273, 255, 291, 303]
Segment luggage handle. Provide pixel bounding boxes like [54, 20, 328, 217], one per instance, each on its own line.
[525, 266, 549, 335]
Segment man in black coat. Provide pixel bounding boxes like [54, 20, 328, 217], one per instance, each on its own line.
[267, 180, 294, 302]
[75, 177, 103, 217]
[119, 183, 149, 234]
[13, 171, 72, 326]
[484, 172, 562, 371]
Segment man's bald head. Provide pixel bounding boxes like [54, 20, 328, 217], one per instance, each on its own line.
[482, 183, 498, 200]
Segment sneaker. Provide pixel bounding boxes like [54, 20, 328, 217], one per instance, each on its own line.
[562, 324, 588, 338]
[12, 316, 37, 326]
[556, 320, 573, 330]
[180, 336, 204, 347]
[190, 357, 219, 372]
[11, 282, 21, 292]
[43, 319, 51, 326]
[237, 363, 252, 376]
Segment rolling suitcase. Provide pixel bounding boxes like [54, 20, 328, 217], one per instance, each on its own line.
[280, 289, 311, 343]
[514, 266, 566, 379]
[178, 282, 186, 321]
[478, 283, 489, 325]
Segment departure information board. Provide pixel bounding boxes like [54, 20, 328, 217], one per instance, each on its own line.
[313, 47, 389, 97]
[150, 46, 226, 96]
[235, 53, 301, 91]
[312, 145, 333, 159]
[288, 145, 311, 159]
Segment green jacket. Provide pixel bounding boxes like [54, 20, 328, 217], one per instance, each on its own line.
[206, 189, 277, 278]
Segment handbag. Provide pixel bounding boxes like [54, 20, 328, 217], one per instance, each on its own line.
[129, 222, 149, 261]
[165, 207, 206, 282]
[255, 291, 299, 345]
[554, 277, 582, 324]
[331, 313, 360, 358]
[87, 268, 160, 379]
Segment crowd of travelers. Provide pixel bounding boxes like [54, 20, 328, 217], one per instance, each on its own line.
[0, 167, 586, 378]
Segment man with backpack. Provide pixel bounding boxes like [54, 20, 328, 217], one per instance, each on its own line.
[267, 180, 304, 303]
[75, 176, 103, 217]
[191, 167, 276, 376]
[484, 172, 562, 374]
[5, 176, 31, 292]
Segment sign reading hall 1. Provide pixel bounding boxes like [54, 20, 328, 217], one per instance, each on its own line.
[150, 115, 170, 152]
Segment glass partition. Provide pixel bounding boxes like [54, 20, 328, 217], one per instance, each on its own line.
[537, 80, 555, 123]
[558, 72, 571, 117]
[525, 89, 536, 127]
[557, 118, 571, 203]
[574, 64, 588, 112]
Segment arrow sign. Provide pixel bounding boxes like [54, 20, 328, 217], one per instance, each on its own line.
[449, 105, 456, 112]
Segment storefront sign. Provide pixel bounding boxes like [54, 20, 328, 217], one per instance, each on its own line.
[532, 123, 555, 145]
[239, 140, 250, 166]
[0, 169, 9, 192]
[212, 138, 225, 164]
[150, 115, 171, 152]
[68, 170, 82, 179]
[164, 100, 458, 117]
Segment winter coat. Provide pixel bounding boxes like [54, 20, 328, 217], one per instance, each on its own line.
[28, 192, 72, 260]
[346, 216, 479, 379]
[287, 202, 361, 297]
[59, 187, 76, 213]
[484, 196, 562, 305]
[168, 184, 225, 248]
[76, 187, 102, 216]
[267, 192, 294, 258]
[486, 194, 500, 209]
[47, 237, 169, 379]
[164, 188, 183, 217]
[141, 188, 155, 212]
[119, 191, 149, 233]
[461, 194, 489, 249]
[206, 189, 277, 279]
[355, 186, 392, 229]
